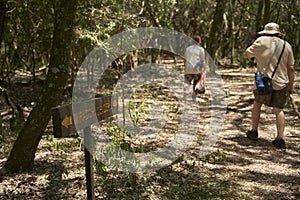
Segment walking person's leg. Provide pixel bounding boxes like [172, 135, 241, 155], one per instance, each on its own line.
[273, 108, 285, 139]
[271, 107, 286, 149]
[247, 100, 262, 140]
[251, 101, 262, 131]
[270, 87, 289, 149]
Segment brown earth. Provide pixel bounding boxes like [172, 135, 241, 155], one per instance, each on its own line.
[0, 60, 299, 200]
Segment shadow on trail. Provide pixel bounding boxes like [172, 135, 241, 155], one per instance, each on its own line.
[97, 165, 247, 200]
[0, 161, 66, 199]
[0, 159, 86, 200]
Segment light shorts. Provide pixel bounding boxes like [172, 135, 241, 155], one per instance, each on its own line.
[253, 85, 289, 109]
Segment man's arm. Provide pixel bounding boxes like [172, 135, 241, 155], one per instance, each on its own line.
[244, 38, 261, 59]
[287, 65, 295, 94]
[244, 46, 255, 58]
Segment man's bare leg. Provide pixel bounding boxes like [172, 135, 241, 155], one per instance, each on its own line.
[273, 107, 285, 139]
[251, 101, 262, 131]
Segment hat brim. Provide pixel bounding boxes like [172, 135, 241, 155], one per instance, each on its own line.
[258, 30, 285, 36]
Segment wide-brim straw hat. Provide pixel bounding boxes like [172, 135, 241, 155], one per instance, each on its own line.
[258, 22, 285, 37]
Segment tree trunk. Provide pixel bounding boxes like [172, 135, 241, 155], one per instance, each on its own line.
[207, 0, 227, 71]
[287, 0, 299, 59]
[262, 0, 270, 25]
[256, 0, 264, 33]
[1, 0, 78, 174]
[256, 0, 271, 32]
[0, 0, 8, 44]
[0, 0, 8, 78]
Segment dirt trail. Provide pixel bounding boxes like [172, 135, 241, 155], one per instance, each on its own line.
[0, 63, 299, 199]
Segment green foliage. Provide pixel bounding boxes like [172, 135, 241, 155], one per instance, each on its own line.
[1, 0, 300, 82]
[197, 134, 205, 144]
[105, 124, 143, 153]
[76, 0, 146, 45]
[0, 122, 19, 157]
[42, 132, 82, 154]
[201, 149, 227, 163]
[128, 98, 149, 126]
[2, 0, 54, 77]
[95, 124, 142, 186]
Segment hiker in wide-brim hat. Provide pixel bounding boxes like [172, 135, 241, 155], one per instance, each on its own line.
[243, 22, 295, 149]
[258, 22, 285, 37]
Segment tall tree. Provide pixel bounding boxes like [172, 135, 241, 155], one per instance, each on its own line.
[262, 0, 270, 25]
[256, 0, 264, 32]
[285, 0, 300, 59]
[256, 0, 271, 32]
[0, 0, 8, 46]
[207, 0, 228, 70]
[0, 0, 78, 174]
[0, 0, 7, 78]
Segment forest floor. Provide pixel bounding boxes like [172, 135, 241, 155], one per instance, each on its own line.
[0, 59, 299, 200]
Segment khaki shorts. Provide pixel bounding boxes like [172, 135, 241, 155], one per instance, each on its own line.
[253, 86, 289, 109]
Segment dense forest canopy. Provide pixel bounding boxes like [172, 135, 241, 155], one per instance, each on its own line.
[1, 0, 299, 82]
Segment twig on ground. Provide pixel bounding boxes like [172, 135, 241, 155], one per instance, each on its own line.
[289, 94, 300, 119]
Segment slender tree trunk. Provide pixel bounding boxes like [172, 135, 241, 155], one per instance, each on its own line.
[207, 0, 227, 71]
[228, 0, 236, 65]
[256, 0, 264, 33]
[0, 0, 8, 46]
[1, 0, 78, 174]
[0, 0, 8, 78]
[262, 0, 270, 25]
[256, 0, 271, 32]
[287, 0, 299, 59]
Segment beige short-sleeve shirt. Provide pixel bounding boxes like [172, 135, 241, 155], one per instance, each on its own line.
[245, 36, 294, 90]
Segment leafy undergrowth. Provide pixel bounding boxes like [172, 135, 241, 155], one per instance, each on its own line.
[0, 66, 299, 199]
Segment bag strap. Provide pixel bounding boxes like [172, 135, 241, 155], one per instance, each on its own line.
[271, 40, 286, 79]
